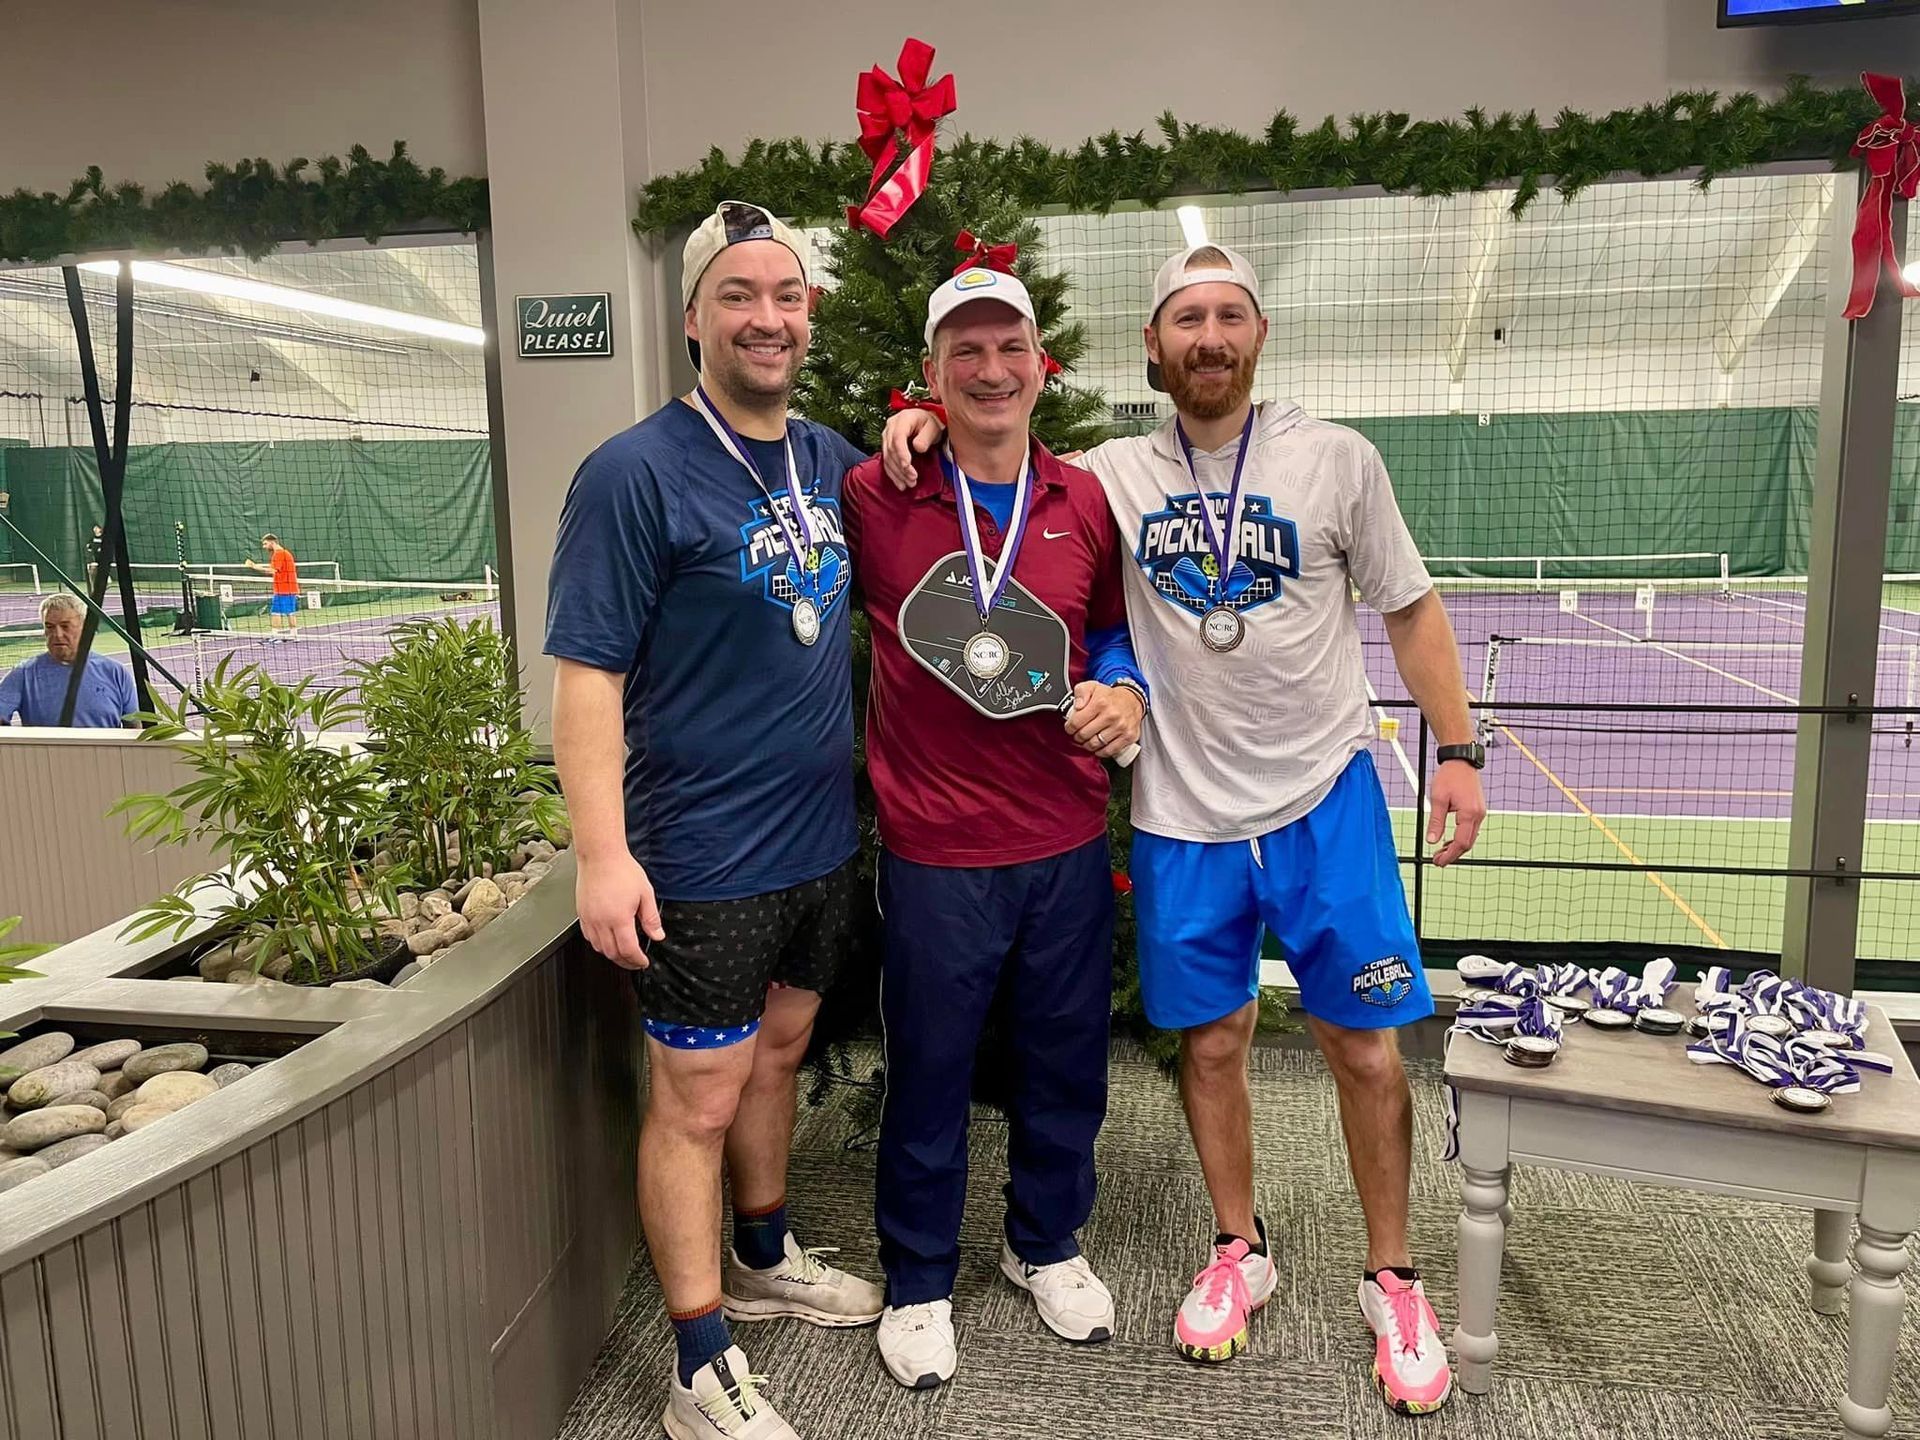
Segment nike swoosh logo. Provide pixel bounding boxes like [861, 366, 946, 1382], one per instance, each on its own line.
[1042, 528, 1071, 540]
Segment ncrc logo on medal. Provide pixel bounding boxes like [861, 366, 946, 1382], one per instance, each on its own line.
[516, 293, 613, 358]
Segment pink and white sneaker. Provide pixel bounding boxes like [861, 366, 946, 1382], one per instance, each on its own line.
[1172, 1234, 1277, 1363]
[1358, 1271, 1452, 1414]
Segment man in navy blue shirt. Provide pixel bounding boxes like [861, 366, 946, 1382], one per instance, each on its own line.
[0, 592, 137, 728]
[546, 201, 878, 1440]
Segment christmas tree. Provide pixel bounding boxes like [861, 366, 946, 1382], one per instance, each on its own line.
[796, 143, 1112, 457]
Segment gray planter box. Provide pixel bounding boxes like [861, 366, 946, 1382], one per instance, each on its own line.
[0, 853, 640, 1440]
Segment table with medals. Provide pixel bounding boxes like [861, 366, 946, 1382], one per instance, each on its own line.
[1442, 959, 1920, 1440]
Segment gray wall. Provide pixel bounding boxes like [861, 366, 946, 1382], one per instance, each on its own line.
[0, 733, 218, 944]
[5, 0, 1915, 195]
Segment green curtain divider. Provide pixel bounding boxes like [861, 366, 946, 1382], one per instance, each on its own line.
[2, 439, 494, 583]
[2, 409, 1915, 590]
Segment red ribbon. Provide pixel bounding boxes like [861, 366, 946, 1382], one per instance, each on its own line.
[889, 388, 948, 426]
[846, 39, 956, 239]
[1842, 72, 1920, 321]
[953, 229, 1018, 274]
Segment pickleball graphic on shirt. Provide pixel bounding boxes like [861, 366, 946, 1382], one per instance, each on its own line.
[897, 551, 1073, 719]
[738, 491, 851, 622]
[1134, 490, 1301, 618]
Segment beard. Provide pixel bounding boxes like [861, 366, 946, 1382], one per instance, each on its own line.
[707, 330, 803, 407]
[1163, 344, 1257, 420]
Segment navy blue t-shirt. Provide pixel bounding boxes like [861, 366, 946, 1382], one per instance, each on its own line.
[544, 399, 865, 902]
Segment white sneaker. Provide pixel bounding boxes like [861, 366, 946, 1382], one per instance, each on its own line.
[723, 1233, 884, 1327]
[1174, 1236, 1278, 1363]
[662, 1345, 798, 1439]
[876, 1299, 956, 1390]
[999, 1241, 1115, 1343]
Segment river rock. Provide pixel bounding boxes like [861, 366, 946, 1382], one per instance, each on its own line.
[225, 971, 292, 989]
[0, 1033, 75, 1084]
[136, 1072, 218, 1112]
[207, 1063, 252, 1088]
[451, 876, 482, 910]
[0, 1157, 49, 1192]
[37, 1134, 109, 1169]
[48, 1090, 110, 1113]
[421, 941, 464, 969]
[260, 952, 296, 981]
[391, 961, 424, 987]
[398, 892, 421, 921]
[69, 1039, 141, 1071]
[331, 979, 389, 991]
[96, 1070, 139, 1101]
[377, 917, 410, 943]
[122, 1044, 209, 1084]
[406, 929, 451, 957]
[419, 892, 453, 923]
[119, 1104, 172, 1134]
[496, 874, 529, 904]
[521, 861, 552, 884]
[197, 943, 249, 982]
[526, 839, 558, 864]
[431, 913, 472, 944]
[2, 1105, 106, 1151]
[8, 1062, 103, 1110]
[106, 1093, 146, 1123]
[460, 876, 505, 916]
[103, 1121, 124, 1140]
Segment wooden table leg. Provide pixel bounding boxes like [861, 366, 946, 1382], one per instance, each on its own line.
[1450, 1093, 1512, 1397]
[1839, 1153, 1920, 1440]
[1808, 1208, 1851, 1317]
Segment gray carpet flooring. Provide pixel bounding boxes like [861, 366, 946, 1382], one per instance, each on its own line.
[558, 1041, 1920, 1440]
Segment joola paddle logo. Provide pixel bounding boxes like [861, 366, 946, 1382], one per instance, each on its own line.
[739, 491, 850, 622]
[1353, 957, 1415, 1008]
[1135, 491, 1299, 618]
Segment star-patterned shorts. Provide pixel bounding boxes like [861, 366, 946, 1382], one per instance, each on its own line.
[635, 859, 858, 1049]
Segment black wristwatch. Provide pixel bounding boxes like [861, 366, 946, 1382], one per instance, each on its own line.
[1436, 742, 1486, 770]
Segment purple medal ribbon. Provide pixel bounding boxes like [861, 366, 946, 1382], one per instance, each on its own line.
[1173, 407, 1256, 604]
[1587, 966, 1639, 1013]
[691, 386, 819, 596]
[942, 445, 1035, 629]
[1535, 963, 1589, 999]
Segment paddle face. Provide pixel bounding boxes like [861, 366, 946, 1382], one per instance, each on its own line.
[897, 551, 1074, 719]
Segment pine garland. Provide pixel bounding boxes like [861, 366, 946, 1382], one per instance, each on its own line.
[633, 77, 1889, 234]
[0, 142, 489, 264]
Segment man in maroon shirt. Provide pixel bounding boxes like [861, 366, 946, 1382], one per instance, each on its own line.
[842, 264, 1148, 1390]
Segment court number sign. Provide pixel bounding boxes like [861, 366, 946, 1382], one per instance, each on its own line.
[516, 293, 613, 358]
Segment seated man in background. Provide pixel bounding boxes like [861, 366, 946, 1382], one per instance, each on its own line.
[0, 592, 136, 728]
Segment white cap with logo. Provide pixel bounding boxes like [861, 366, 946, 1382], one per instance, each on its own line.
[681, 200, 811, 369]
[1146, 242, 1263, 392]
[923, 266, 1038, 351]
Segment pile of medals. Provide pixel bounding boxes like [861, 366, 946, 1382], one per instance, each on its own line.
[1684, 967, 1895, 1115]
[1450, 955, 1894, 1114]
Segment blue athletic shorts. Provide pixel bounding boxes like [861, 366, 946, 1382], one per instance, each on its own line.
[270, 594, 298, 616]
[1132, 750, 1432, 1032]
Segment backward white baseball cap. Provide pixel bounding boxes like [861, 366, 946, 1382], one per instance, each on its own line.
[923, 266, 1037, 351]
[681, 199, 810, 369]
[1146, 242, 1263, 392]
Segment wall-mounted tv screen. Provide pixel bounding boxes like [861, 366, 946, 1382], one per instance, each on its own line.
[1721, 0, 1920, 25]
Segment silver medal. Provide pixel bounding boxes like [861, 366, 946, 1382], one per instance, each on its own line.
[790, 597, 820, 646]
[1200, 605, 1244, 653]
[1799, 1028, 1851, 1050]
[963, 630, 1009, 680]
[1505, 1035, 1560, 1068]
[1772, 1085, 1831, 1114]
[1584, 1007, 1633, 1030]
[1747, 1014, 1795, 1038]
[1633, 1006, 1685, 1035]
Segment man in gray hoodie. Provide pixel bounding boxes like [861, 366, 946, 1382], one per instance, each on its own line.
[883, 241, 1485, 1417]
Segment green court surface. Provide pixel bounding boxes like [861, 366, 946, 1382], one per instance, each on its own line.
[1389, 808, 1920, 961]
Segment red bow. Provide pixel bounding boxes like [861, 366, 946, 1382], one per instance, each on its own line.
[953, 229, 1018, 274]
[889, 388, 948, 426]
[1842, 72, 1920, 321]
[1111, 870, 1133, 897]
[1043, 354, 1064, 378]
[846, 38, 956, 239]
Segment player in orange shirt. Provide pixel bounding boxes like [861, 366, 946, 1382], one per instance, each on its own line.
[242, 533, 301, 642]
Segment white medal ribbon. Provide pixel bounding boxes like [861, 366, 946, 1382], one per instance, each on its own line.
[944, 444, 1035, 628]
[690, 387, 818, 590]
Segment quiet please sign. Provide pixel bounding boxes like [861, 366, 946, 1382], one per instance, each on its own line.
[516, 293, 613, 358]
